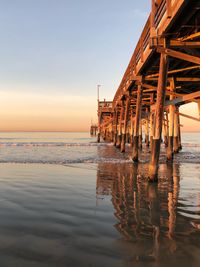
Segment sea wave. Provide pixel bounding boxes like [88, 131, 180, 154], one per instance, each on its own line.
[0, 157, 132, 165]
[182, 143, 200, 147]
[0, 142, 110, 147]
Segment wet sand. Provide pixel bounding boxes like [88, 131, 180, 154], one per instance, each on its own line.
[0, 162, 199, 267]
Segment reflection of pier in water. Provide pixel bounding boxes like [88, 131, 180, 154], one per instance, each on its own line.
[96, 162, 200, 264]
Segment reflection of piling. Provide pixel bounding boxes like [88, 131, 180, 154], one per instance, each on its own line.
[95, 163, 179, 251]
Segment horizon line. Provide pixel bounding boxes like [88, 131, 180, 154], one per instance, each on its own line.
[0, 130, 199, 133]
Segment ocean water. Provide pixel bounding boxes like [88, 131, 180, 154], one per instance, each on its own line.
[0, 131, 199, 164]
[0, 132, 199, 267]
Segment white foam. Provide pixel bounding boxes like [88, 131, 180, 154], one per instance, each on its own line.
[0, 157, 132, 165]
[0, 142, 108, 147]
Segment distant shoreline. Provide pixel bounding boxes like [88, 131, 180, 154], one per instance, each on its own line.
[0, 131, 199, 133]
[0, 131, 89, 133]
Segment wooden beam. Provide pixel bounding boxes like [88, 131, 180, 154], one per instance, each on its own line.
[166, 90, 184, 97]
[146, 65, 200, 79]
[157, 47, 200, 65]
[165, 91, 200, 106]
[146, 77, 200, 84]
[179, 32, 200, 42]
[176, 77, 200, 82]
[150, 0, 156, 37]
[152, 37, 200, 48]
[166, 0, 172, 18]
[142, 83, 157, 90]
[178, 112, 200, 122]
[143, 88, 157, 92]
[170, 40, 200, 48]
[143, 88, 184, 98]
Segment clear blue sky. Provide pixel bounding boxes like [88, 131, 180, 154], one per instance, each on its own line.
[0, 1, 160, 131]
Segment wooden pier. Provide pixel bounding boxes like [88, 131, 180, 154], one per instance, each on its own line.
[97, 0, 200, 181]
[90, 124, 98, 136]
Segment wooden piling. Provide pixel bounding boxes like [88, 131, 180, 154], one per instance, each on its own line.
[130, 112, 134, 147]
[132, 83, 143, 162]
[167, 78, 175, 161]
[177, 107, 182, 150]
[149, 111, 154, 150]
[113, 109, 118, 146]
[173, 106, 179, 153]
[148, 52, 169, 182]
[139, 119, 143, 149]
[162, 124, 167, 147]
[97, 100, 101, 142]
[145, 108, 150, 147]
[121, 97, 130, 152]
[116, 104, 124, 148]
[163, 112, 168, 147]
[120, 102, 126, 152]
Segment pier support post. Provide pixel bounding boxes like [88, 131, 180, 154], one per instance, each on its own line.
[116, 127, 121, 148]
[167, 79, 175, 161]
[97, 100, 101, 142]
[145, 108, 150, 147]
[177, 107, 182, 150]
[116, 104, 124, 148]
[130, 113, 134, 147]
[148, 52, 169, 182]
[121, 97, 130, 153]
[149, 111, 154, 151]
[120, 102, 126, 152]
[97, 132, 100, 143]
[163, 112, 168, 147]
[173, 106, 179, 153]
[139, 119, 143, 149]
[113, 109, 118, 146]
[162, 124, 167, 147]
[149, 93, 155, 151]
[132, 83, 143, 162]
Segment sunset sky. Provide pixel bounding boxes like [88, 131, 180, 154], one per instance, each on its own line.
[0, 0, 199, 132]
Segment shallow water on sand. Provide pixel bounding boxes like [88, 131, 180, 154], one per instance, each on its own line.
[0, 162, 199, 267]
[0, 132, 199, 266]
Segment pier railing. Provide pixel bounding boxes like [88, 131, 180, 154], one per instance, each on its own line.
[98, 101, 113, 113]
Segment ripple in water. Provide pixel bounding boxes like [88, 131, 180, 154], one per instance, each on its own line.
[0, 161, 199, 267]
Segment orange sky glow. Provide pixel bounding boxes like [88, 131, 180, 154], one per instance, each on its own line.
[0, 91, 97, 132]
[0, 90, 199, 132]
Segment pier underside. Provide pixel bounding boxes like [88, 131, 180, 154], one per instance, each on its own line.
[97, 0, 200, 181]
